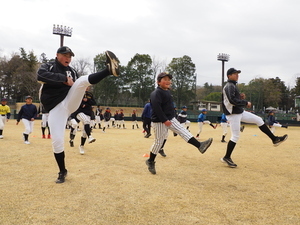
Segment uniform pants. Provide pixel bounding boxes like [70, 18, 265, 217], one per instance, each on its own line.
[22, 118, 34, 135]
[150, 117, 193, 154]
[48, 75, 90, 154]
[0, 115, 6, 130]
[227, 111, 264, 143]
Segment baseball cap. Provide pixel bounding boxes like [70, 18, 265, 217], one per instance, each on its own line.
[182, 106, 187, 109]
[57, 46, 75, 56]
[1, 98, 7, 101]
[157, 72, 172, 81]
[227, 68, 241, 76]
[25, 96, 33, 100]
[202, 109, 208, 112]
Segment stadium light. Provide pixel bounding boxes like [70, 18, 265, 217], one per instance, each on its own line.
[217, 53, 230, 89]
[53, 24, 73, 47]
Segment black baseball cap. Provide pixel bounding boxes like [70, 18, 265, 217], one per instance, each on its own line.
[57, 46, 75, 56]
[157, 72, 172, 81]
[227, 68, 241, 76]
[1, 98, 7, 101]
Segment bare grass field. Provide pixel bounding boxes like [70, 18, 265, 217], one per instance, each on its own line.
[0, 121, 299, 224]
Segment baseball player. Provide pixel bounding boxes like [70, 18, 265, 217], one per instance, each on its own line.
[221, 68, 288, 168]
[38, 104, 51, 139]
[37, 46, 119, 183]
[145, 72, 213, 175]
[268, 111, 288, 133]
[177, 106, 191, 131]
[102, 107, 112, 132]
[141, 100, 152, 138]
[16, 96, 38, 144]
[131, 109, 139, 129]
[195, 109, 217, 139]
[0, 98, 11, 139]
[95, 105, 103, 129]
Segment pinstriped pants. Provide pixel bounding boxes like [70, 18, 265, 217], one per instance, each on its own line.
[150, 117, 193, 154]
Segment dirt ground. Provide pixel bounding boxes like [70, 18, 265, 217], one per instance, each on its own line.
[0, 120, 299, 225]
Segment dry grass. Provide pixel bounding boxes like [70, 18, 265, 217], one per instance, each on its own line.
[0, 121, 299, 225]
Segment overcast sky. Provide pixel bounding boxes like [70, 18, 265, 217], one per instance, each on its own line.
[1, 0, 300, 87]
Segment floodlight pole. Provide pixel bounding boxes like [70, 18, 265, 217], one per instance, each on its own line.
[53, 24, 73, 47]
[217, 53, 230, 90]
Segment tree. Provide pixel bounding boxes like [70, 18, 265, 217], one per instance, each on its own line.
[167, 55, 196, 107]
[127, 53, 154, 105]
[92, 52, 120, 105]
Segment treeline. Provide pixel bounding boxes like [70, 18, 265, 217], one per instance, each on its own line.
[1, 48, 300, 112]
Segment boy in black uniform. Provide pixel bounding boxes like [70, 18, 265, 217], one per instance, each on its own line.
[145, 72, 213, 174]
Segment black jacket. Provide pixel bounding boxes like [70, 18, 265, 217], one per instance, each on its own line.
[37, 59, 79, 112]
[150, 86, 175, 123]
[222, 80, 248, 115]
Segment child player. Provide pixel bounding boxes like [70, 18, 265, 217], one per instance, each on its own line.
[145, 72, 213, 174]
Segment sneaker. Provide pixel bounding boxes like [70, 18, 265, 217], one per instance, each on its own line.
[198, 138, 213, 154]
[0, 135, 3, 139]
[24, 141, 30, 144]
[79, 145, 85, 154]
[221, 157, 237, 168]
[69, 140, 74, 147]
[47, 134, 51, 139]
[273, 134, 288, 147]
[105, 51, 120, 77]
[221, 140, 227, 143]
[88, 136, 96, 144]
[240, 125, 245, 132]
[145, 160, 156, 174]
[42, 135, 46, 139]
[56, 170, 68, 183]
[159, 149, 167, 157]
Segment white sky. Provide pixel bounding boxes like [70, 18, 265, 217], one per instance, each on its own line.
[1, 0, 300, 87]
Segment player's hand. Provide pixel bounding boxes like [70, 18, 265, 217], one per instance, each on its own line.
[246, 102, 252, 108]
[240, 93, 246, 99]
[164, 120, 172, 126]
[63, 76, 74, 86]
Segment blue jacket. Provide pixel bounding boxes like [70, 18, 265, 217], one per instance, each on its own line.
[197, 113, 206, 122]
[142, 102, 152, 120]
[17, 104, 37, 122]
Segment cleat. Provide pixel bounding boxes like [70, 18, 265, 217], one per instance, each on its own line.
[24, 141, 30, 144]
[273, 134, 288, 147]
[240, 125, 245, 132]
[145, 160, 156, 174]
[88, 136, 96, 144]
[56, 170, 68, 183]
[105, 51, 120, 77]
[42, 135, 46, 139]
[79, 145, 85, 155]
[0, 135, 3, 139]
[159, 149, 167, 157]
[47, 134, 51, 139]
[221, 157, 237, 168]
[198, 138, 213, 154]
[69, 140, 74, 147]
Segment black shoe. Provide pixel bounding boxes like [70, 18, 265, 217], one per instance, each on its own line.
[69, 140, 74, 147]
[221, 157, 237, 168]
[145, 160, 156, 174]
[221, 140, 227, 143]
[173, 133, 178, 137]
[198, 138, 213, 154]
[144, 133, 151, 138]
[56, 170, 68, 183]
[240, 125, 245, 132]
[105, 51, 120, 77]
[273, 134, 288, 147]
[159, 149, 167, 157]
